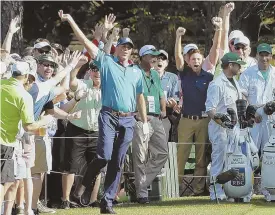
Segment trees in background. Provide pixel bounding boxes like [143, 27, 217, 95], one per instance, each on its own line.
[1, 1, 274, 58]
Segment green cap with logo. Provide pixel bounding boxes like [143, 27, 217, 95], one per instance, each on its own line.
[221, 52, 246, 65]
[257, 43, 272, 54]
[36, 54, 57, 67]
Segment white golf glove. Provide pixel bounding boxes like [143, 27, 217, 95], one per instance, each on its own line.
[142, 122, 150, 142]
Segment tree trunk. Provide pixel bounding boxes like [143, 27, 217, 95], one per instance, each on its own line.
[1, 0, 24, 54]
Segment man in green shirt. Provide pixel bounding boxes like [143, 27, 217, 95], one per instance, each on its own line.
[132, 45, 168, 204]
[0, 61, 52, 213]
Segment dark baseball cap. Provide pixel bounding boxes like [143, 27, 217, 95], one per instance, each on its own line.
[51, 43, 64, 53]
[116, 37, 134, 48]
[221, 52, 246, 65]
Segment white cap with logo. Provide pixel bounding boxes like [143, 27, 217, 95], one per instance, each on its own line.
[228, 30, 244, 42]
[234, 35, 250, 46]
[183, 44, 198, 55]
[139, 45, 161, 57]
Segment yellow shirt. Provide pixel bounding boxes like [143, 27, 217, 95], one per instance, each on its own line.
[0, 78, 34, 146]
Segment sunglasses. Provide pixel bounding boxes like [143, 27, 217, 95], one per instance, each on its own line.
[38, 49, 50, 54]
[234, 46, 246, 51]
[157, 55, 167, 60]
[41, 62, 55, 68]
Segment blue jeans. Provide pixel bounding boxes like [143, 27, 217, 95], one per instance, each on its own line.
[82, 109, 135, 207]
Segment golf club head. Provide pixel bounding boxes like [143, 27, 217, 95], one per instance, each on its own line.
[264, 101, 275, 115]
[216, 168, 239, 184]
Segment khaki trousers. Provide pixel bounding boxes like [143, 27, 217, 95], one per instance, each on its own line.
[177, 117, 209, 194]
[132, 117, 168, 198]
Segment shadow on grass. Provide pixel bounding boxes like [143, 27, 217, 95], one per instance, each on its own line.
[116, 197, 215, 208]
[115, 197, 275, 209]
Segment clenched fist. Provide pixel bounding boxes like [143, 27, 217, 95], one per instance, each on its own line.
[176, 27, 186, 37]
[212, 17, 223, 30]
[224, 2, 235, 14]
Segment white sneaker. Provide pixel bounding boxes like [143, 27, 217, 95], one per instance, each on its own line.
[37, 201, 56, 214]
[264, 193, 272, 202]
[227, 198, 235, 202]
[24, 210, 35, 215]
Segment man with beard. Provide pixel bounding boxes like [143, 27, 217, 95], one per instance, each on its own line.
[132, 45, 168, 204]
[206, 52, 245, 201]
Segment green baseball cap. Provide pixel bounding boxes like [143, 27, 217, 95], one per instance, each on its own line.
[36, 54, 57, 67]
[221, 52, 246, 65]
[257, 43, 272, 54]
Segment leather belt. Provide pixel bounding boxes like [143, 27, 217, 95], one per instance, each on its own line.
[147, 113, 161, 117]
[182, 114, 206, 120]
[102, 106, 134, 117]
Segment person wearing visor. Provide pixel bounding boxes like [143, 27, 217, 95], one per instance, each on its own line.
[58, 10, 148, 214]
[28, 52, 84, 215]
[206, 52, 245, 201]
[154, 49, 180, 142]
[239, 43, 275, 201]
[132, 45, 168, 204]
[33, 39, 52, 58]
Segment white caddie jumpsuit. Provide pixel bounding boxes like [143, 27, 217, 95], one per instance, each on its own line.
[239, 65, 275, 152]
[205, 72, 242, 200]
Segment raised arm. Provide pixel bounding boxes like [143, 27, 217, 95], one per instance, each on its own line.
[51, 51, 83, 96]
[208, 17, 223, 67]
[58, 10, 99, 59]
[2, 16, 20, 53]
[175, 27, 186, 71]
[69, 55, 89, 92]
[221, 2, 235, 52]
[104, 27, 120, 54]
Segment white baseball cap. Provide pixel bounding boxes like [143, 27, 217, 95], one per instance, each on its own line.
[234, 35, 250, 46]
[23, 56, 37, 80]
[228, 30, 244, 42]
[139, 45, 161, 57]
[34, 41, 51, 50]
[183, 43, 198, 55]
[11, 61, 31, 76]
[159, 50, 168, 59]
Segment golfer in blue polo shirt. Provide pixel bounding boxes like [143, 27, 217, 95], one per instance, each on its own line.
[59, 11, 149, 214]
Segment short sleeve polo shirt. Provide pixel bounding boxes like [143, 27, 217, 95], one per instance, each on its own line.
[93, 50, 143, 113]
[0, 78, 34, 146]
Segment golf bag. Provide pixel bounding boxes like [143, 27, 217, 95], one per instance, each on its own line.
[261, 100, 275, 201]
[214, 99, 259, 202]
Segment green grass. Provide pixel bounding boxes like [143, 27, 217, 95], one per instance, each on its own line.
[47, 196, 275, 215]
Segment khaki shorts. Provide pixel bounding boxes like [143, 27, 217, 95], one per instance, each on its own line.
[31, 135, 52, 174]
[22, 133, 35, 168]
